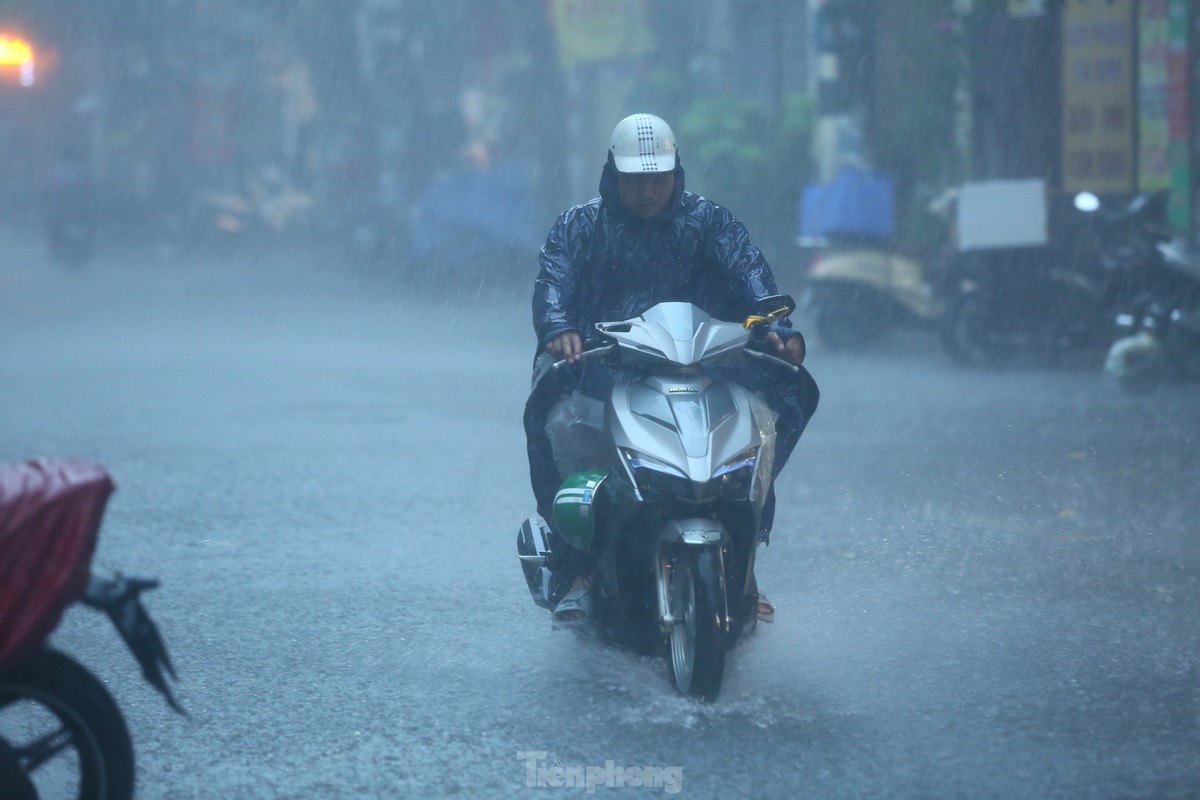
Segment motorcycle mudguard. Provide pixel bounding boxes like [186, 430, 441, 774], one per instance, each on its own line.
[655, 517, 730, 546]
[652, 519, 732, 636]
[82, 574, 184, 714]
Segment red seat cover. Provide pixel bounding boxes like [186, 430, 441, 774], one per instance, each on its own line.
[0, 459, 114, 670]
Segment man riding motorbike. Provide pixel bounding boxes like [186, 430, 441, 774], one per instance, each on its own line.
[525, 113, 819, 626]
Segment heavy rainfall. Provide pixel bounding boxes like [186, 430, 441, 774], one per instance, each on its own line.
[1, 1, 1198, 798]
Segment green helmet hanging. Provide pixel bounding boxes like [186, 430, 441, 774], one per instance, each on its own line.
[552, 471, 608, 551]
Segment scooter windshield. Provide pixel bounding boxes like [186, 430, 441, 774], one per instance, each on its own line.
[601, 302, 749, 366]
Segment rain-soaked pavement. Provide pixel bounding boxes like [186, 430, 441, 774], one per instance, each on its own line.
[2, 230, 1198, 798]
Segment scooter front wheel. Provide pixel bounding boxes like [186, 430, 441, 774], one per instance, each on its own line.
[668, 547, 727, 702]
[0, 648, 135, 800]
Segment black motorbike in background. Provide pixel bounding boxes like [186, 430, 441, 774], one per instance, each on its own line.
[1105, 236, 1200, 391]
[940, 191, 1168, 366]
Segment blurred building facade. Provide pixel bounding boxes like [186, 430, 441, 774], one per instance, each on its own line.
[816, 0, 1198, 245]
[2, 0, 1194, 256]
[0, 0, 814, 260]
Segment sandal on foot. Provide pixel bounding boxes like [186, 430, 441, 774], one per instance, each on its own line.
[756, 592, 775, 624]
[552, 586, 592, 628]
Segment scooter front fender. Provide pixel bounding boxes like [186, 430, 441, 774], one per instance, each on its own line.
[653, 519, 729, 632]
[654, 517, 729, 547]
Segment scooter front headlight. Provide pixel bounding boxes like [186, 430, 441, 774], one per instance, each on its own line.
[621, 449, 691, 499]
[711, 448, 758, 499]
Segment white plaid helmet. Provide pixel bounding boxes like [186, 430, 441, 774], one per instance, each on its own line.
[609, 113, 678, 173]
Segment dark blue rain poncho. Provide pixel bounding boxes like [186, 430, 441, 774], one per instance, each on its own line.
[525, 156, 819, 543]
[534, 159, 785, 348]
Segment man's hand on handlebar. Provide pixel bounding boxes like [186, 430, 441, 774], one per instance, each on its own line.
[767, 331, 805, 366]
[547, 331, 584, 363]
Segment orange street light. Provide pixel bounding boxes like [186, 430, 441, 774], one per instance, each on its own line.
[0, 34, 35, 86]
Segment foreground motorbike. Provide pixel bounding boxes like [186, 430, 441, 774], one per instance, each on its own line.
[516, 297, 799, 701]
[1106, 237, 1200, 391]
[0, 459, 181, 800]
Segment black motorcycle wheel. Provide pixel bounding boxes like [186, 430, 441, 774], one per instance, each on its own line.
[941, 293, 1015, 366]
[0, 648, 134, 800]
[668, 547, 727, 702]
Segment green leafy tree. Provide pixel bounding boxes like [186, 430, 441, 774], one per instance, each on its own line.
[679, 91, 815, 255]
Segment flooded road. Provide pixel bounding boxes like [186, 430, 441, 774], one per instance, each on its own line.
[3, 233, 1197, 798]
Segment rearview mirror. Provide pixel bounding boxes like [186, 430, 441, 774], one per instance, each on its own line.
[743, 294, 796, 329]
[757, 294, 796, 318]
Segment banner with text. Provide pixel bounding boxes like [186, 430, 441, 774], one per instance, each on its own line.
[1062, 0, 1134, 194]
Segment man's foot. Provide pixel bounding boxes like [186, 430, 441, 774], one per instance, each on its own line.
[756, 592, 775, 624]
[552, 576, 592, 628]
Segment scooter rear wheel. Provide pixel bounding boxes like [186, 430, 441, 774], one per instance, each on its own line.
[669, 547, 727, 702]
[0, 648, 135, 800]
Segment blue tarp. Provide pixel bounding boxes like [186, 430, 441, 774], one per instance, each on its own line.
[799, 167, 895, 241]
[412, 161, 543, 256]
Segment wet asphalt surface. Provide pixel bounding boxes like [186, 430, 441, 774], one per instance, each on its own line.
[2, 233, 1198, 799]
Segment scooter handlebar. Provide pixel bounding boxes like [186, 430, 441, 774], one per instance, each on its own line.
[744, 347, 801, 374]
[550, 343, 616, 371]
[552, 341, 799, 374]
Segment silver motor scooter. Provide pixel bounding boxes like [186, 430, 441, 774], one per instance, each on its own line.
[517, 297, 799, 701]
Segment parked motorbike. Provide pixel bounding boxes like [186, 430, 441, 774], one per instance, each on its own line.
[0, 459, 181, 800]
[940, 189, 1167, 366]
[516, 297, 799, 701]
[802, 239, 943, 349]
[797, 167, 942, 349]
[1105, 236, 1200, 391]
[192, 165, 314, 243]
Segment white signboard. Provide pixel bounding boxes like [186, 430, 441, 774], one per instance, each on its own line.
[956, 179, 1048, 251]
